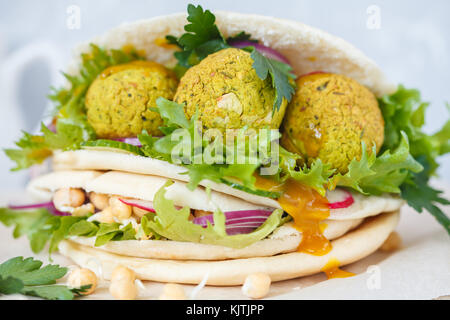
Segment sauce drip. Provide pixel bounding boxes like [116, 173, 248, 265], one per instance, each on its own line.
[254, 175, 332, 256]
[321, 258, 355, 279]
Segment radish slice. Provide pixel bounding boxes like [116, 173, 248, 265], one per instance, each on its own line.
[328, 190, 354, 209]
[229, 40, 290, 64]
[8, 202, 70, 216]
[119, 198, 156, 213]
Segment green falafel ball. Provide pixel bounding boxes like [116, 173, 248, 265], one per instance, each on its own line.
[281, 73, 384, 174]
[85, 61, 178, 138]
[174, 48, 288, 132]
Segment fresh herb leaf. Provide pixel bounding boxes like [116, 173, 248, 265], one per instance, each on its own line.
[227, 31, 256, 43]
[0, 276, 24, 295]
[401, 157, 450, 234]
[251, 48, 296, 111]
[0, 256, 80, 300]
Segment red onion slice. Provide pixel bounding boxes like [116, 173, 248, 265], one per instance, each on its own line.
[229, 40, 290, 64]
[8, 202, 70, 216]
[328, 190, 354, 209]
[193, 209, 273, 235]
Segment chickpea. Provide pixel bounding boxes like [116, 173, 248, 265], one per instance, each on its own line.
[380, 232, 402, 252]
[53, 188, 85, 210]
[67, 268, 98, 295]
[109, 197, 132, 220]
[98, 207, 115, 223]
[159, 283, 186, 300]
[109, 266, 137, 300]
[111, 265, 136, 283]
[89, 192, 109, 210]
[242, 273, 271, 299]
[72, 203, 95, 217]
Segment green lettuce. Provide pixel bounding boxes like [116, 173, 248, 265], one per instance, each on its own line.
[0, 208, 141, 255]
[145, 180, 284, 248]
[329, 132, 423, 195]
[378, 86, 450, 233]
[379, 86, 450, 174]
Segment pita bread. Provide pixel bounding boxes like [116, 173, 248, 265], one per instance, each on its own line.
[28, 169, 404, 220]
[66, 12, 395, 97]
[27, 170, 267, 213]
[58, 211, 399, 285]
[67, 218, 362, 260]
[51, 153, 405, 219]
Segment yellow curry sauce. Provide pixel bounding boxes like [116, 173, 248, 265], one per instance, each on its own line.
[321, 258, 355, 279]
[254, 174, 332, 256]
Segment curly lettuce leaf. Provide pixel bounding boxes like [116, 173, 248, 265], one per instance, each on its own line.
[145, 180, 283, 248]
[379, 85, 450, 173]
[141, 98, 271, 192]
[329, 132, 422, 195]
[284, 159, 335, 196]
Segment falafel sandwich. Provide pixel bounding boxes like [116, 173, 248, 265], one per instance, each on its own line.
[1, 4, 449, 286]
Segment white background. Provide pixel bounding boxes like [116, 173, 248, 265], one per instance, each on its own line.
[0, 0, 449, 190]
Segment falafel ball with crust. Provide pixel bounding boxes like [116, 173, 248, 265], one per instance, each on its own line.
[281, 73, 384, 174]
[85, 61, 178, 138]
[174, 48, 287, 132]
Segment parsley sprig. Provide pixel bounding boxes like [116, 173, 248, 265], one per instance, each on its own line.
[0, 256, 90, 300]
